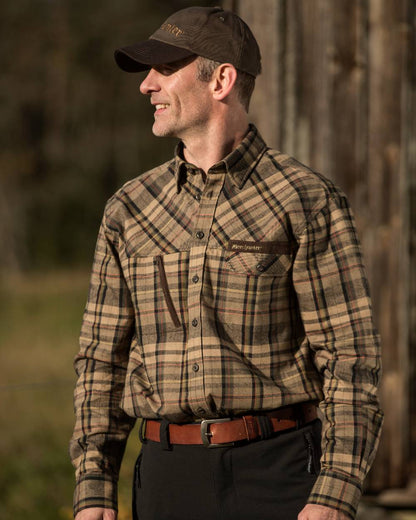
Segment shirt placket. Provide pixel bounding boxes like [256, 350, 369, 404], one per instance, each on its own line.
[186, 166, 226, 418]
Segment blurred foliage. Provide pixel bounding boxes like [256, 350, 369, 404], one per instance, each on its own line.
[0, 0, 215, 272]
[0, 3, 216, 517]
[0, 270, 87, 518]
[0, 270, 141, 518]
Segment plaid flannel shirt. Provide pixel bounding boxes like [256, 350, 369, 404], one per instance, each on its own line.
[70, 125, 383, 518]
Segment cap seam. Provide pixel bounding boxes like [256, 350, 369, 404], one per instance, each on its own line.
[236, 17, 245, 70]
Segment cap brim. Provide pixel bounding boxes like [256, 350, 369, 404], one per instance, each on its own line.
[114, 39, 195, 72]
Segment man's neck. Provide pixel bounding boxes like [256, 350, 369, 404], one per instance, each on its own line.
[181, 114, 249, 173]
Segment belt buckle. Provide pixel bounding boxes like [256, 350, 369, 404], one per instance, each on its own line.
[200, 418, 233, 448]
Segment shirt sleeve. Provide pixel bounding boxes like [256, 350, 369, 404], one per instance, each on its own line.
[69, 206, 136, 515]
[292, 193, 383, 520]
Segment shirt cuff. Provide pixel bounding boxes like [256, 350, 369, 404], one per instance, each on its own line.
[73, 474, 118, 516]
[307, 469, 362, 520]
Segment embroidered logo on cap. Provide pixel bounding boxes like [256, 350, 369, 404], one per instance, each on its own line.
[160, 23, 184, 37]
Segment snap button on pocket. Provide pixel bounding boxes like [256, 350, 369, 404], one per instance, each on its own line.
[225, 251, 292, 276]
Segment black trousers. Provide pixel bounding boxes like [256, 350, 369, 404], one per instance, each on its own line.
[133, 419, 322, 520]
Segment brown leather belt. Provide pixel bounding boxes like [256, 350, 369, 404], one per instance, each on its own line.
[144, 403, 318, 448]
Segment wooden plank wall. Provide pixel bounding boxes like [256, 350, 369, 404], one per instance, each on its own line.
[224, 0, 416, 491]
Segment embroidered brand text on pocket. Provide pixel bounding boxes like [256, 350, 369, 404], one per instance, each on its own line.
[226, 240, 293, 255]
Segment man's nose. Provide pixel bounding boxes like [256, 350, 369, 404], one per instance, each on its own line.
[140, 68, 159, 95]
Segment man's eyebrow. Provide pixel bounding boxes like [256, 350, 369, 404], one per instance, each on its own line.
[155, 56, 197, 71]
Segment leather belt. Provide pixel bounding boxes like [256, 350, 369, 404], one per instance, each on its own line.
[144, 403, 318, 448]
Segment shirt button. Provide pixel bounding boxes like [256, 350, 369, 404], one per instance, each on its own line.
[192, 363, 200, 372]
[194, 193, 201, 202]
[192, 318, 198, 327]
[196, 231, 205, 240]
[256, 263, 266, 272]
[192, 275, 200, 283]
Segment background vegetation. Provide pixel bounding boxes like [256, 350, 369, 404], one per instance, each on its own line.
[0, 271, 144, 518]
[0, 0, 217, 272]
[0, 1, 215, 518]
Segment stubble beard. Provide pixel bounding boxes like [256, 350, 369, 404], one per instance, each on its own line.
[152, 110, 210, 141]
[152, 121, 176, 138]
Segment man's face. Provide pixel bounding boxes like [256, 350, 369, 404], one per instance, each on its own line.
[139, 57, 214, 140]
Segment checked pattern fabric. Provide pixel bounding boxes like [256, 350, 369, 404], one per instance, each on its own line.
[70, 125, 383, 519]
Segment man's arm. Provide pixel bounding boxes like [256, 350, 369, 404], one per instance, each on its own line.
[70, 205, 136, 516]
[293, 192, 383, 519]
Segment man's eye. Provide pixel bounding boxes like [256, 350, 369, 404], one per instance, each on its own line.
[158, 65, 176, 75]
[155, 57, 194, 75]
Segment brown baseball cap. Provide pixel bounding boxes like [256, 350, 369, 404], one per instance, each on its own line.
[114, 6, 261, 77]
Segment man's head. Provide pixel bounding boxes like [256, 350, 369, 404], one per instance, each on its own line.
[114, 6, 261, 113]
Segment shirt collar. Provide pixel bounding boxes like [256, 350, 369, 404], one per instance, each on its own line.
[172, 124, 268, 193]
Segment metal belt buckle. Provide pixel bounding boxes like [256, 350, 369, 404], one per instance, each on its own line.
[200, 418, 233, 448]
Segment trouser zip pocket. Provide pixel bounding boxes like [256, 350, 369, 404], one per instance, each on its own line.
[304, 429, 320, 475]
[156, 255, 181, 328]
[132, 452, 142, 520]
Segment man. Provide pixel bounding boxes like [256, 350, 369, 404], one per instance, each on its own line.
[70, 6, 383, 520]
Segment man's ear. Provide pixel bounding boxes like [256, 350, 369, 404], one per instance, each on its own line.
[210, 63, 238, 102]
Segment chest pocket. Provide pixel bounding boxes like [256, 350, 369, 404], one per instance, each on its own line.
[125, 251, 189, 337]
[224, 240, 294, 276]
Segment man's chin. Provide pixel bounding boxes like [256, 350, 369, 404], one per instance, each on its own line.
[152, 123, 176, 138]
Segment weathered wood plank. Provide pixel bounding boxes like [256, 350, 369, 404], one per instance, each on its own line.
[365, 0, 410, 490]
[405, 0, 416, 479]
[226, 0, 283, 146]
[224, 0, 415, 491]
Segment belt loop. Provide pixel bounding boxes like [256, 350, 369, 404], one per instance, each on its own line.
[295, 403, 305, 429]
[257, 415, 274, 440]
[160, 419, 172, 451]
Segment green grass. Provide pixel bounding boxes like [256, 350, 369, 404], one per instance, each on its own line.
[0, 270, 139, 520]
